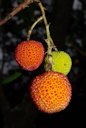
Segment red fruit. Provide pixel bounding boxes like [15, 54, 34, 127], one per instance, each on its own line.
[15, 40, 45, 71]
[30, 71, 72, 114]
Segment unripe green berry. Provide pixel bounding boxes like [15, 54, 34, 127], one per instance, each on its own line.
[44, 51, 72, 75]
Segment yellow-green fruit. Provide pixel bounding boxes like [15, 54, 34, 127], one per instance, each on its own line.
[44, 51, 72, 75]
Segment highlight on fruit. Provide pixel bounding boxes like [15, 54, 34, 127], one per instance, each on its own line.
[44, 51, 72, 75]
[30, 71, 72, 114]
[15, 40, 45, 71]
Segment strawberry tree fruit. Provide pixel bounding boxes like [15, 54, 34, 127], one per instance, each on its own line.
[30, 71, 72, 114]
[15, 40, 45, 71]
[44, 51, 72, 75]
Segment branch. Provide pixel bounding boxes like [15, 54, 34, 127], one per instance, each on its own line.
[0, 0, 34, 26]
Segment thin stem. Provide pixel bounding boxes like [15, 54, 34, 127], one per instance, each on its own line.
[37, 0, 57, 51]
[27, 16, 43, 40]
[37, 0, 51, 46]
[37, 0, 57, 70]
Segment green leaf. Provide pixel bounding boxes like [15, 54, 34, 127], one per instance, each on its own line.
[1, 72, 22, 85]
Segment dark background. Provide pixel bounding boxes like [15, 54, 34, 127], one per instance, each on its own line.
[0, 0, 86, 128]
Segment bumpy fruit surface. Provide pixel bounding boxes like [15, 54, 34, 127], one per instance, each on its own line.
[30, 71, 72, 114]
[15, 40, 45, 71]
[44, 51, 72, 75]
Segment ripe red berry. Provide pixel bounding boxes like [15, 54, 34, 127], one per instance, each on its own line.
[30, 71, 72, 114]
[15, 40, 45, 71]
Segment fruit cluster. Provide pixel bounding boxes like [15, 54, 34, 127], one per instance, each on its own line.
[14, 40, 72, 114]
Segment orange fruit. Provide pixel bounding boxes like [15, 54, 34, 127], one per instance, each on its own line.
[30, 71, 72, 114]
[15, 40, 45, 71]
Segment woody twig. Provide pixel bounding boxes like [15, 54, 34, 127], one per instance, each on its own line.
[0, 0, 34, 26]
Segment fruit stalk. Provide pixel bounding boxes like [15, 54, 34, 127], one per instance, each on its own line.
[37, 0, 52, 47]
[27, 16, 43, 40]
[37, 0, 57, 70]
